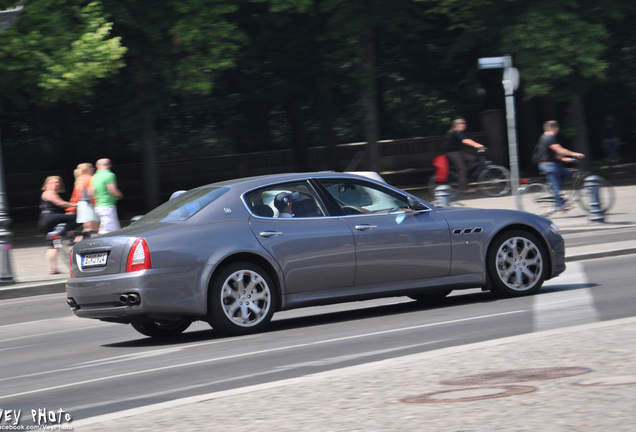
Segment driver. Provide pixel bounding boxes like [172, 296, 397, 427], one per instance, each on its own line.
[274, 192, 299, 218]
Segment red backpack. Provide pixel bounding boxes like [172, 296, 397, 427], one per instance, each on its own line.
[432, 155, 450, 182]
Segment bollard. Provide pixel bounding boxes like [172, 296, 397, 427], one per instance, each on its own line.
[584, 175, 605, 224]
[434, 184, 453, 207]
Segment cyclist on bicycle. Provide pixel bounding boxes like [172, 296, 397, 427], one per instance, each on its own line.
[535, 120, 585, 212]
[445, 118, 484, 193]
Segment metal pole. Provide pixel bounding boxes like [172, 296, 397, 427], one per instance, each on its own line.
[502, 56, 521, 211]
[0, 128, 14, 282]
[0, 3, 24, 283]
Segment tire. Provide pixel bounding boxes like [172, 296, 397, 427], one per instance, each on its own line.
[577, 177, 615, 213]
[478, 165, 511, 197]
[408, 289, 452, 302]
[487, 230, 547, 297]
[131, 319, 192, 338]
[519, 183, 554, 216]
[428, 172, 461, 200]
[209, 262, 277, 335]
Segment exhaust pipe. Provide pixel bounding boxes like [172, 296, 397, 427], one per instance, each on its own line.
[119, 293, 141, 305]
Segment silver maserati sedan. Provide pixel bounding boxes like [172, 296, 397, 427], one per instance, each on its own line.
[66, 172, 565, 338]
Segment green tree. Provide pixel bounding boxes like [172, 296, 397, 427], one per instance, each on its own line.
[0, 1, 126, 105]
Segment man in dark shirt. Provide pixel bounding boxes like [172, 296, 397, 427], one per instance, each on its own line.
[445, 118, 484, 193]
[536, 120, 585, 212]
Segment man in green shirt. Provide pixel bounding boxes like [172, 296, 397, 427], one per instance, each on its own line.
[93, 158, 124, 234]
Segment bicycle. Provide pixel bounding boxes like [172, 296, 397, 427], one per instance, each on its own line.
[519, 160, 615, 217]
[428, 149, 511, 199]
[46, 225, 98, 271]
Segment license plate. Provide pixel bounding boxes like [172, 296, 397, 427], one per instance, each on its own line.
[82, 252, 108, 268]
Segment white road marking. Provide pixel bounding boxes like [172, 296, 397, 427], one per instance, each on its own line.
[0, 324, 110, 344]
[69, 339, 449, 412]
[0, 335, 257, 383]
[534, 262, 599, 332]
[0, 310, 526, 400]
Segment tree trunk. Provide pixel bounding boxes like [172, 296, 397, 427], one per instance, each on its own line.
[285, 93, 307, 172]
[314, 39, 338, 170]
[360, 25, 380, 173]
[139, 101, 160, 210]
[129, 59, 160, 211]
[566, 94, 591, 171]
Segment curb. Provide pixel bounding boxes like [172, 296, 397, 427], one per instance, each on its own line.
[0, 280, 66, 300]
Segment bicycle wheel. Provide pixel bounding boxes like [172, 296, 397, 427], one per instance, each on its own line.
[520, 183, 555, 216]
[577, 177, 616, 213]
[428, 172, 461, 200]
[478, 165, 511, 197]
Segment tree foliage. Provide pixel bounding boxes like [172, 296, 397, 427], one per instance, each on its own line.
[2, 0, 636, 183]
[0, 1, 126, 105]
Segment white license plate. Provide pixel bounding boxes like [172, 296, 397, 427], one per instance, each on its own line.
[82, 252, 108, 268]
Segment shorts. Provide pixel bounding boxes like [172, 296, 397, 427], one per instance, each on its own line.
[94, 206, 121, 234]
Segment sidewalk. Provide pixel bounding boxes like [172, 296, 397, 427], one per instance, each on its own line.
[74, 317, 636, 431]
[2, 183, 636, 299]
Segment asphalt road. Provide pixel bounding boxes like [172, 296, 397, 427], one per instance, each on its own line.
[1, 249, 635, 426]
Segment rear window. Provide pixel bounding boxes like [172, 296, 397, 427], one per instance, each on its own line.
[134, 187, 229, 224]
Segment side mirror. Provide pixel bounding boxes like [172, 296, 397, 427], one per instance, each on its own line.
[407, 196, 428, 211]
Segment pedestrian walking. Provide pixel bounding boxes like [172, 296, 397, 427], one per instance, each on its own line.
[535, 120, 585, 212]
[93, 158, 123, 234]
[69, 162, 100, 238]
[38, 176, 77, 274]
[600, 114, 622, 164]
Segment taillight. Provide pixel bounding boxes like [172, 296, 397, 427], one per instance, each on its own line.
[69, 247, 74, 278]
[126, 238, 152, 272]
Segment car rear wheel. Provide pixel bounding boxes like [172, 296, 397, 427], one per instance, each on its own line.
[131, 319, 191, 338]
[209, 262, 277, 335]
[487, 230, 547, 297]
[408, 289, 452, 302]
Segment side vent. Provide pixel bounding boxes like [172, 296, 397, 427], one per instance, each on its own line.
[474, 228, 483, 233]
[453, 229, 463, 235]
[463, 228, 473, 234]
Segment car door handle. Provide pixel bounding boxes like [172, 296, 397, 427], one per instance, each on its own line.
[354, 225, 377, 231]
[260, 231, 283, 238]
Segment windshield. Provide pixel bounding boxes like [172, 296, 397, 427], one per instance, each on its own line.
[134, 187, 229, 224]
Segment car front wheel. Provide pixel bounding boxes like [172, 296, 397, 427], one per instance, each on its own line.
[209, 262, 277, 335]
[487, 230, 547, 297]
[131, 318, 191, 338]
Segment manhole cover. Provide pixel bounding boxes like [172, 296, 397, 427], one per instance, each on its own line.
[573, 375, 636, 387]
[440, 367, 592, 386]
[402, 385, 536, 403]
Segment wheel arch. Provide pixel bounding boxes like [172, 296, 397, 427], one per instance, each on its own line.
[487, 223, 553, 279]
[206, 252, 283, 312]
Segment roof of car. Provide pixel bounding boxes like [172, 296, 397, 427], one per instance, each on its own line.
[208, 171, 383, 190]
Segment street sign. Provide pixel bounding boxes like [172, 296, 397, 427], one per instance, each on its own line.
[0, 4, 23, 32]
[478, 57, 506, 69]
[503, 67, 520, 92]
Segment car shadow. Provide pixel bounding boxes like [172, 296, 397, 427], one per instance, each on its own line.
[104, 290, 499, 347]
[104, 283, 596, 347]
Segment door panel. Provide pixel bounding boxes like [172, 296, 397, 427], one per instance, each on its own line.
[315, 178, 451, 287]
[340, 211, 451, 286]
[249, 217, 356, 294]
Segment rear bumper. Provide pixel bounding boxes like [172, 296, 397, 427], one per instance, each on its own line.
[65, 267, 207, 321]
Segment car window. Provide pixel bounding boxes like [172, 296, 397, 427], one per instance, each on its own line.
[245, 181, 326, 218]
[318, 179, 409, 214]
[135, 187, 229, 224]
